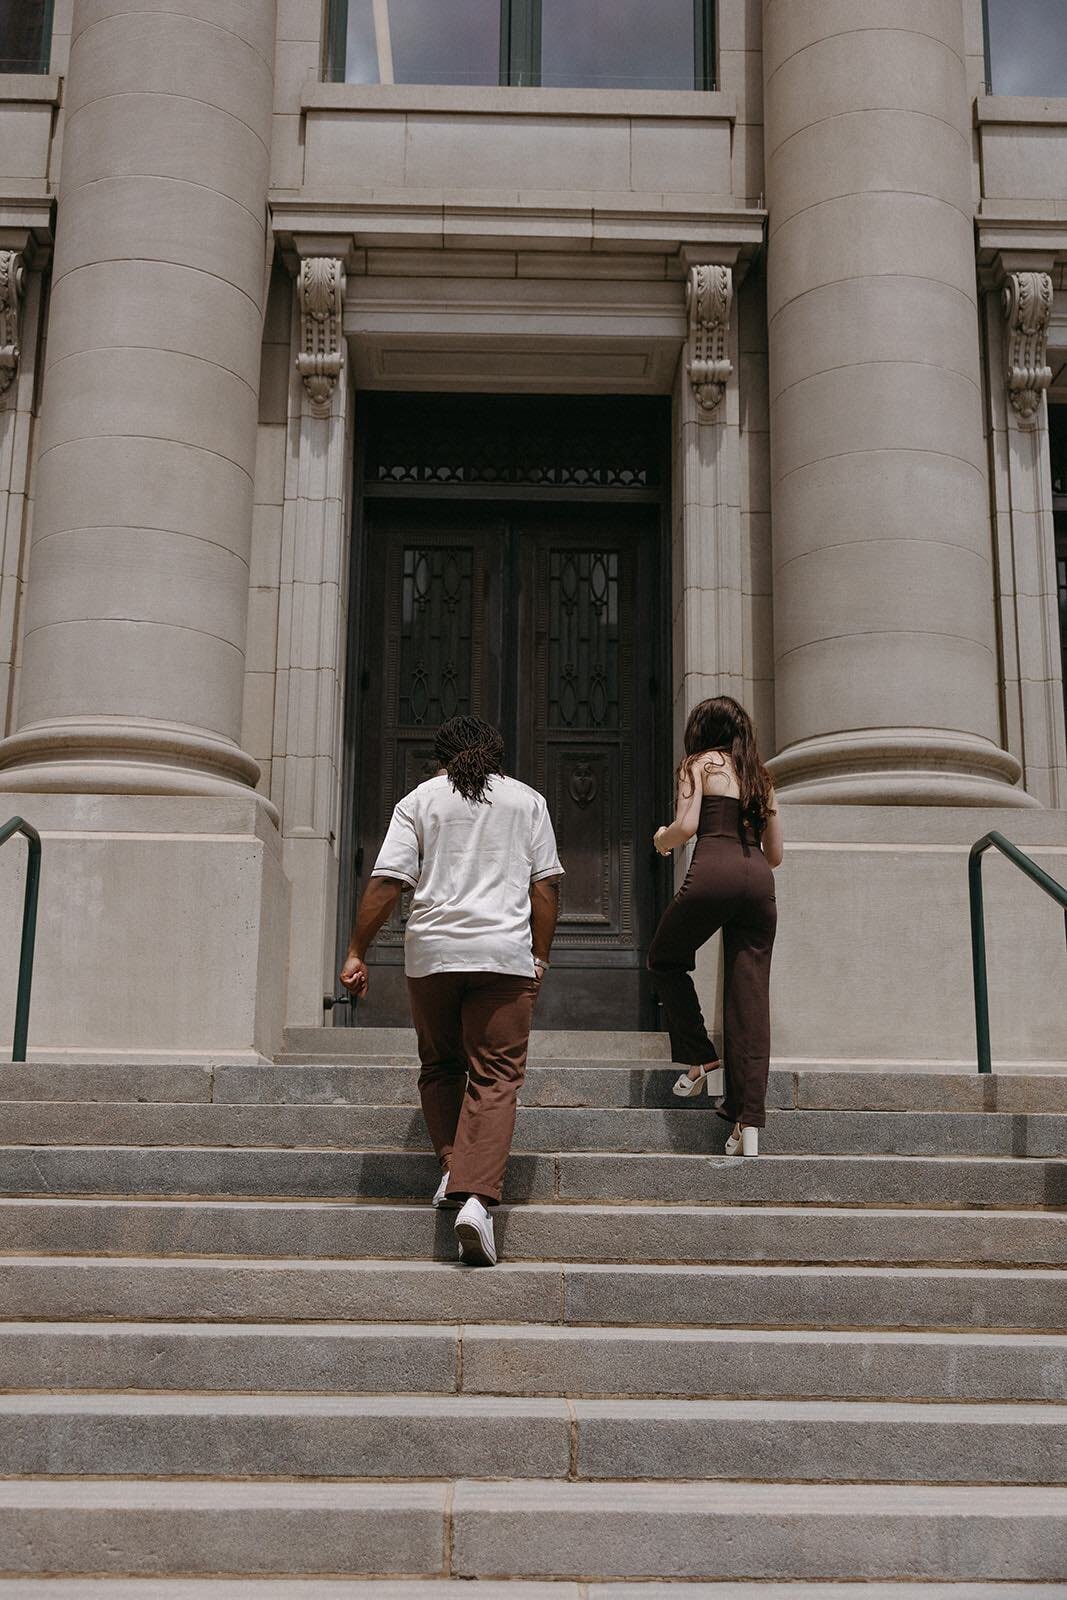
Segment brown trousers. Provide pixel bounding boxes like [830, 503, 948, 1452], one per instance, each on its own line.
[647, 818, 777, 1128]
[406, 970, 539, 1204]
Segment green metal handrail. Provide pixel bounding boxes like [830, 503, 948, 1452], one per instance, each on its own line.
[0, 817, 40, 1063]
[968, 831, 1067, 1074]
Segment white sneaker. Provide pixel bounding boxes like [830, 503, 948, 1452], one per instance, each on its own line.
[454, 1197, 497, 1266]
[432, 1171, 461, 1209]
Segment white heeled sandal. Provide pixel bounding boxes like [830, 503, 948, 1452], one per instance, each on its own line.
[725, 1122, 758, 1157]
[672, 1063, 725, 1100]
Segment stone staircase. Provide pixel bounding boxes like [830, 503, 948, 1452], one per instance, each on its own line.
[0, 1029, 1065, 1595]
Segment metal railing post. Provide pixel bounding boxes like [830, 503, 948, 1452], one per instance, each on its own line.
[967, 830, 1067, 1076]
[0, 816, 41, 1063]
[968, 843, 992, 1075]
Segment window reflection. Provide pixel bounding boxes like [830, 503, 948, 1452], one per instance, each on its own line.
[540, 0, 696, 89]
[985, 0, 1067, 97]
[0, 0, 52, 73]
[344, 0, 500, 86]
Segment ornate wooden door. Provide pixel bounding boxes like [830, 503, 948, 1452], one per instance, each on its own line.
[514, 505, 658, 1027]
[352, 498, 661, 1028]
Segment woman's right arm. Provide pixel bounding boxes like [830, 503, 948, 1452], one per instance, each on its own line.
[761, 786, 784, 869]
[654, 759, 705, 854]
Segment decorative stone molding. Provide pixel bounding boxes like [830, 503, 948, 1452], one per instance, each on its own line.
[296, 256, 346, 416]
[1002, 271, 1053, 424]
[686, 264, 733, 417]
[0, 251, 25, 401]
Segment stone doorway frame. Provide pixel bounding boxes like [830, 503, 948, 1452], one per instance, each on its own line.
[262, 215, 765, 1028]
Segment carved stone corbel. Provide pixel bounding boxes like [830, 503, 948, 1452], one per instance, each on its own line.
[296, 256, 346, 416]
[1002, 271, 1053, 424]
[0, 251, 25, 401]
[686, 264, 733, 418]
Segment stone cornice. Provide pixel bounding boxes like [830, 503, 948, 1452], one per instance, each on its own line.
[270, 195, 765, 270]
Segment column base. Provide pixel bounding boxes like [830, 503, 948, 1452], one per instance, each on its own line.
[0, 792, 290, 1060]
[768, 730, 1039, 807]
[0, 720, 279, 824]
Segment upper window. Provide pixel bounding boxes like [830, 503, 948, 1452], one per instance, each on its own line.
[984, 0, 1067, 97]
[0, 0, 52, 73]
[326, 0, 715, 90]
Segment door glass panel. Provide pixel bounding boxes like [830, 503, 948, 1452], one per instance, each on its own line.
[548, 550, 620, 731]
[0, 0, 51, 72]
[540, 0, 696, 89]
[399, 546, 475, 726]
[985, 0, 1067, 96]
[343, 0, 500, 85]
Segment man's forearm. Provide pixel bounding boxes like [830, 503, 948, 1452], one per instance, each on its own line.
[530, 877, 561, 962]
[347, 877, 405, 959]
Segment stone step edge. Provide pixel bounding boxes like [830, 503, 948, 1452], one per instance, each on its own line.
[2, 1479, 1064, 1583]
[0, 1577, 1059, 1592]
[3, 1198, 1062, 1219]
[4, 1393, 1066, 1422]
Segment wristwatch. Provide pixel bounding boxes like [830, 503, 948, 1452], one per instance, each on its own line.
[533, 957, 550, 972]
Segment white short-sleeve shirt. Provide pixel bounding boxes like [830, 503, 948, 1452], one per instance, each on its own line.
[370, 773, 564, 978]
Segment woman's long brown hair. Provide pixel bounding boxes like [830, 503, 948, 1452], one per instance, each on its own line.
[676, 696, 775, 834]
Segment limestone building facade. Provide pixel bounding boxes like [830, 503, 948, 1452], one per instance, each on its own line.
[0, 0, 1064, 1065]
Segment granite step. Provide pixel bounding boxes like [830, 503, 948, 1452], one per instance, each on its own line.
[3, 1198, 1064, 1266]
[1, 1393, 1065, 1484]
[2, 1585, 1065, 1600]
[4, 1102, 1066, 1155]
[0, 1321, 1064, 1402]
[283, 1028, 672, 1061]
[7, 1062, 1067, 1113]
[4, 1145, 1065, 1209]
[0, 1480, 1064, 1580]
[2, 1256, 1061, 1331]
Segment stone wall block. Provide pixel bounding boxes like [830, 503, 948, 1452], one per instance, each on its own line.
[51, 176, 266, 310]
[37, 347, 258, 473]
[402, 115, 632, 193]
[72, 0, 278, 69]
[25, 528, 249, 643]
[769, 110, 971, 231]
[61, 93, 270, 218]
[765, 28, 969, 156]
[776, 633, 1002, 749]
[772, 451, 991, 569]
[32, 435, 253, 560]
[762, 0, 966, 75]
[44, 260, 264, 392]
[771, 362, 988, 483]
[768, 193, 979, 318]
[767, 275, 982, 401]
[774, 540, 998, 661]
[20, 621, 245, 737]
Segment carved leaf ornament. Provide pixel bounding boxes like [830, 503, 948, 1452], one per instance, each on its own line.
[297, 256, 346, 416]
[0, 251, 24, 400]
[1003, 271, 1053, 425]
[686, 264, 733, 417]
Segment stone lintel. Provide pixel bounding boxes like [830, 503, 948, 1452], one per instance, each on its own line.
[271, 197, 765, 268]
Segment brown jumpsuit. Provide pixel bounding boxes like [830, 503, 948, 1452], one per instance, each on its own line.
[647, 795, 777, 1128]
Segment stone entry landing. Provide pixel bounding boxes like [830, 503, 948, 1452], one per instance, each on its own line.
[0, 1031, 1064, 1586]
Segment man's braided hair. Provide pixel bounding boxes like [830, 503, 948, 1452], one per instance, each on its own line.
[434, 715, 506, 805]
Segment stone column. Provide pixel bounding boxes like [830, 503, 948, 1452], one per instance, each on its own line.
[762, 0, 1033, 805]
[0, 0, 277, 802]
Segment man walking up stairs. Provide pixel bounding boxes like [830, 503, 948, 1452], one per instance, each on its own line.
[0, 1032, 1064, 1590]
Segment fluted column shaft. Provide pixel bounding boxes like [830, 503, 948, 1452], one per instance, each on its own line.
[762, 0, 1032, 805]
[0, 0, 276, 799]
